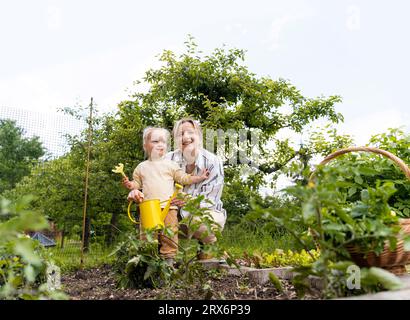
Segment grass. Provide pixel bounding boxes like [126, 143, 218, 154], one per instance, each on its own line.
[219, 222, 302, 257]
[44, 223, 303, 273]
[46, 240, 116, 273]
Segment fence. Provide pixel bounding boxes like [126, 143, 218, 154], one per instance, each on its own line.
[0, 105, 86, 159]
[0, 103, 118, 270]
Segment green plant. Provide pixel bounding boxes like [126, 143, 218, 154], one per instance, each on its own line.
[111, 194, 231, 299]
[110, 229, 174, 289]
[268, 272, 284, 293]
[171, 194, 227, 298]
[368, 128, 410, 215]
[241, 249, 320, 268]
[247, 158, 410, 298]
[0, 119, 45, 194]
[0, 195, 67, 300]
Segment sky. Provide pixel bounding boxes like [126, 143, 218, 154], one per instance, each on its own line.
[1, 0, 410, 155]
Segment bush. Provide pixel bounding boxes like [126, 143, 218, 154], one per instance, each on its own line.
[110, 231, 174, 289]
[0, 195, 67, 300]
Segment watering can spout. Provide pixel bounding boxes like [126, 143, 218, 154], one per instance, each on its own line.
[161, 183, 183, 221]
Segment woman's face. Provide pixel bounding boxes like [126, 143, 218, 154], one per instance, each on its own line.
[176, 122, 200, 163]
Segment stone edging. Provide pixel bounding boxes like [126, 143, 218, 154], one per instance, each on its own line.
[198, 260, 322, 288]
[198, 260, 410, 299]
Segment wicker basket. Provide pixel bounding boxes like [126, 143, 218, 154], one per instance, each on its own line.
[315, 146, 410, 275]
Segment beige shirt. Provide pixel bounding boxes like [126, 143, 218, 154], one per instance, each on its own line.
[132, 158, 192, 208]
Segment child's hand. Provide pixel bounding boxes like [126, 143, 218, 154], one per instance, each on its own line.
[189, 169, 210, 184]
[122, 177, 134, 189]
[198, 168, 210, 181]
[128, 189, 144, 203]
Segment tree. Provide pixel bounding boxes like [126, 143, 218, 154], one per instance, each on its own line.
[4, 36, 352, 244]
[0, 119, 45, 194]
[127, 36, 346, 218]
[138, 36, 343, 138]
[63, 103, 148, 245]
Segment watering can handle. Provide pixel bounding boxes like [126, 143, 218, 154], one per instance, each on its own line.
[127, 201, 139, 224]
[127, 184, 184, 224]
[159, 184, 184, 221]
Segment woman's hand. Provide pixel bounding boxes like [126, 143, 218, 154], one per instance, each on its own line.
[127, 189, 144, 203]
[171, 192, 191, 208]
[170, 198, 186, 208]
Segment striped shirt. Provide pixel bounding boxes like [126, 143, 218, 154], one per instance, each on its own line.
[165, 148, 227, 219]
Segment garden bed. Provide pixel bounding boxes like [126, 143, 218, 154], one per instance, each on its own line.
[60, 264, 321, 300]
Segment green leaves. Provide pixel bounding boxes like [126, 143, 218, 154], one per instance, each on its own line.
[0, 196, 66, 299]
[125, 256, 140, 274]
[360, 189, 369, 201]
[0, 119, 45, 194]
[362, 267, 404, 291]
[348, 187, 357, 197]
[403, 235, 410, 251]
[14, 240, 42, 267]
[247, 135, 410, 299]
[0, 196, 48, 240]
[354, 175, 364, 185]
[24, 265, 36, 283]
[268, 272, 283, 293]
[111, 231, 174, 289]
[302, 198, 316, 224]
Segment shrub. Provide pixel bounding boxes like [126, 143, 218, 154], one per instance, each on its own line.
[0, 195, 67, 300]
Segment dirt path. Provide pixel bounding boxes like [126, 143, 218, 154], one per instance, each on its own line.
[61, 264, 319, 300]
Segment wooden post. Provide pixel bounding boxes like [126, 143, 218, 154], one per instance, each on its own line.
[80, 97, 93, 268]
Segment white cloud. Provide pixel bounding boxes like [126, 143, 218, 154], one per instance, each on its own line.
[263, 10, 315, 51]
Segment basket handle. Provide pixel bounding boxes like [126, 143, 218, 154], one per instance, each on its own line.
[313, 146, 410, 181]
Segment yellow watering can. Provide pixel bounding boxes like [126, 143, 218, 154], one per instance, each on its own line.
[127, 183, 183, 230]
[111, 162, 183, 230]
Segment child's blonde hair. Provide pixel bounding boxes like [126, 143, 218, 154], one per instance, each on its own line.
[142, 127, 170, 154]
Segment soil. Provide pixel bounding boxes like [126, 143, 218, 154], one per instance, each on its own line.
[61, 264, 321, 300]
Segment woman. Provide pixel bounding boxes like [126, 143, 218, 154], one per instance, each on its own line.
[166, 117, 227, 259]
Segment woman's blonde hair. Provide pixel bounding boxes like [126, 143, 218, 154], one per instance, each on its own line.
[172, 117, 203, 149]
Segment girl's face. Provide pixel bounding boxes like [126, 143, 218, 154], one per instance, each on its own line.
[145, 129, 167, 160]
[175, 122, 200, 164]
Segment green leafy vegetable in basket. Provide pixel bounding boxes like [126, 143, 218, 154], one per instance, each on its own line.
[247, 129, 410, 299]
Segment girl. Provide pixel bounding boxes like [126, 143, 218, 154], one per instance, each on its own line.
[122, 127, 209, 265]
